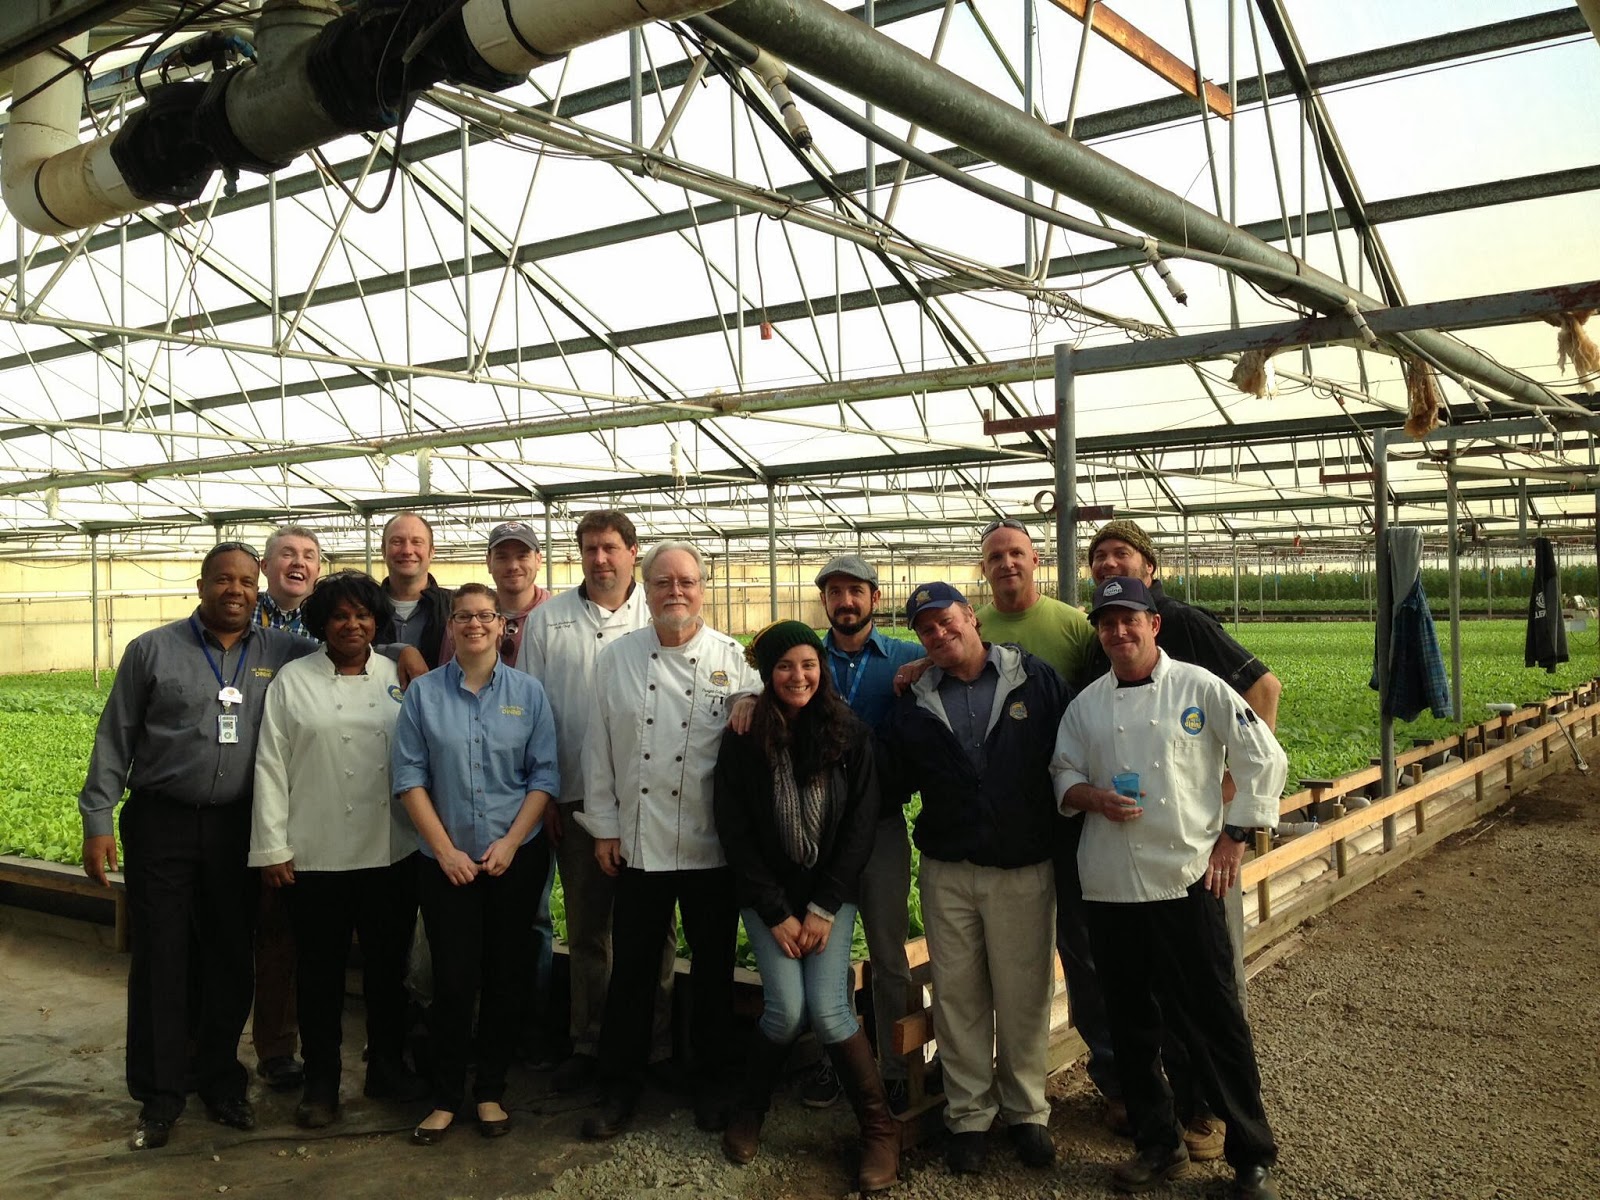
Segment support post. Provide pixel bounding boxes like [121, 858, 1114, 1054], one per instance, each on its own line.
[1054, 344, 1079, 605]
[1232, 535, 1240, 630]
[1446, 468, 1463, 722]
[767, 484, 779, 621]
[1372, 428, 1397, 852]
[364, 512, 374, 576]
[90, 531, 101, 689]
[1253, 829, 1273, 922]
[1331, 802, 1348, 877]
[544, 505, 554, 591]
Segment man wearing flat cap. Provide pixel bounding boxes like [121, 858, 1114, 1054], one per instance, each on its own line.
[879, 582, 1071, 1176]
[1052, 576, 1286, 1200]
[807, 554, 922, 1110]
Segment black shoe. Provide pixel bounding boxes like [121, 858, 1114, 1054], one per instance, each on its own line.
[256, 1055, 304, 1091]
[364, 1057, 428, 1102]
[580, 1090, 636, 1140]
[294, 1095, 339, 1129]
[1112, 1144, 1190, 1193]
[800, 1059, 842, 1108]
[128, 1117, 173, 1151]
[884, 1078, 911, 1116]
[1009, 1122, 1057, 1168]
[204, 1097, 257, 1132]
[410, 1112, 454, 1146]
[1233, 1164, 1282, 1200]
[476, 1103, 513, 1138]
[693, 1082, 731, 1133]
[553, 1053, 600, 1094]
[945, 1130, 987, 1175]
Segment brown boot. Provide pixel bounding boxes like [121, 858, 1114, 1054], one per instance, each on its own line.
[722, 1033, 793, 1165]
[826, 1031, 900, 1193]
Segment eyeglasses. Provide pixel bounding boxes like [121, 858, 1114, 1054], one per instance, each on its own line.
[647, 576, 702, 593]
[980, 517, 1027, 539]
[449, 610, 504, 626]
[205, 540, 260, 561]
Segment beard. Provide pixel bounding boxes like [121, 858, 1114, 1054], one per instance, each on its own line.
[654, 609, 700, 634]
[828, 609, 872, 637]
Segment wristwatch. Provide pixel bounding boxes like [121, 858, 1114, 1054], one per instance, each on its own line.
[1223, 824, 1256, 844]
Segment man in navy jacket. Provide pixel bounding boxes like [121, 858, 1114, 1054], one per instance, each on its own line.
[879, 582, 1072, 1176]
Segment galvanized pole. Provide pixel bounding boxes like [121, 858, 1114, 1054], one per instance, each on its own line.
[724, 535, 733, 632]
[1183, 515, 1192, 601]
[1372, 428, 1396, 851]
[90, 531, 101, 688]
[767, 484, 779, 621]
[364, 512, 373, 576]
[1446, 467, 1464, 722]
[1232, 535, 1240, 630]
[544, 505, 554, 591]
[1054, 344, 1078, 605]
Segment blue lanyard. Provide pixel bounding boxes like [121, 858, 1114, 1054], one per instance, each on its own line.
[827, 643, 871, 709]
[190, 617, 248, 698]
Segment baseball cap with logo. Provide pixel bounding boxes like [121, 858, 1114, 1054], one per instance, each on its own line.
[905, 581, 968, 626]
[488, 521, 541, 553]
[815, 554, 879, 589]
[1088, 576, 1157, 622]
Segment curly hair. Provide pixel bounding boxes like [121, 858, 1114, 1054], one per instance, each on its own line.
[300, 570, 394, 642]
[749, 650, 862, 782]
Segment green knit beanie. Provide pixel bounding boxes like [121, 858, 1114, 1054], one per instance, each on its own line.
[745, 620, 825, 681]
[1088, 519, 1159, 570]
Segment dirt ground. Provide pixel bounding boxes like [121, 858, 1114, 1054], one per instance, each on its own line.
[2, 766, 1598, 1200]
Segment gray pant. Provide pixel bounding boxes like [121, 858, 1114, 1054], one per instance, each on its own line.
[556, 805, 675, 1059]
[856, 814, 914, 1081]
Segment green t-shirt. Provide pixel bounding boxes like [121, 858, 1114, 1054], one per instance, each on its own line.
[974, 594, 1095, 689]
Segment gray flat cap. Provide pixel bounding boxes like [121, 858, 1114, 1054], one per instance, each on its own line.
[815, 554, 879, 588]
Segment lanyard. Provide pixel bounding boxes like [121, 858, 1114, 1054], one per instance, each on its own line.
[190, 616, 248, 700]
[827, 643, 871, 710]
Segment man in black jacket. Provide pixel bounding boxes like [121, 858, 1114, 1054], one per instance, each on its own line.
[879, 582, 1072, 1176]
[379, 512, 452, 668]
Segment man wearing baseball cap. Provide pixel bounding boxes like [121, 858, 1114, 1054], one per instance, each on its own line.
[801, 554, 924, 1112]
[1085, 520, 1283, 1162]
[1052, 576, 1285, 1199]
[879, 582, 1072, 1175]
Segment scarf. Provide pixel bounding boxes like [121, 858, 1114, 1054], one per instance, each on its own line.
[771, 745, 834, 869]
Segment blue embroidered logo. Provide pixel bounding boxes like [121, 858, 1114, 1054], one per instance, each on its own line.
[1180, 706, 1205, 735]
[387, 684, 404, 703]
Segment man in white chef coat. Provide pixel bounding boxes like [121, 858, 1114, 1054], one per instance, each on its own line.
[1052, 576, 1286, 1200]
[577, 540, 760, 1140]
[517, 510, 676, 1094]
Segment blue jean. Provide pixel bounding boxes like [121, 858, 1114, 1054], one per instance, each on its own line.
[743, 904, 859, 1046]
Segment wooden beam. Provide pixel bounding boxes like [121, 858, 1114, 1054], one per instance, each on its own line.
[1047, 0, 1234, 120]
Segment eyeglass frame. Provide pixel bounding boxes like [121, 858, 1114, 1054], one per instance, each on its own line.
[448, 609, 505, 626]
[979, 517, 1028, 540]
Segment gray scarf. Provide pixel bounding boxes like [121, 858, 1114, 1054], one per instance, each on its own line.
[771, 746, 833, 869]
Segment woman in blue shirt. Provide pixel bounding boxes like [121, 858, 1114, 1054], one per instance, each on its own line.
[392, 583, 560, 1144]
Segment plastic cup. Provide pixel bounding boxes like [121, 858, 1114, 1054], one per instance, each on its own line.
[1112, 771, 1140, 799]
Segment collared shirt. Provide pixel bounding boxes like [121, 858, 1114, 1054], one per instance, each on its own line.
[822, 626, 923, 730]
[578, 620, 761, 872]
[78, 613, 321, 838]
[935, 646, 1002, 774]
[516, 581, 649, 808]
[1050, 650, 1286, 903]
[975, 593, 1096, 688]
[249, 649, 413, 871]
[390, 659, 560, 860]
[254, 592, 314, 640]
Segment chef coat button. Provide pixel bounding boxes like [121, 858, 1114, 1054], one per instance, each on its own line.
[675, 755, 682, 762]
[1149, 719, 1158, 726]
[646, 718, 654, 725]
[671, 789, 678, 796]
[651, 653, 659, 659]
[641, 787, 649, 794]
[682, 722, 688, 729]
[1159, 798, 1167, 805]
[690, 658, 697, 665]
[1117, 725, 1124, 732]
[649, 684, 656, 690]
[686, 688, 693, 695]
[643, 753, 650, 760]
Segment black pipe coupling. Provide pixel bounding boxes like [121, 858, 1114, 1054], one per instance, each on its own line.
[191, 68, 295, 175]
[109, 81, 219, 205]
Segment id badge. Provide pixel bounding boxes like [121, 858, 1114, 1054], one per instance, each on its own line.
[218, 713, 239, 745]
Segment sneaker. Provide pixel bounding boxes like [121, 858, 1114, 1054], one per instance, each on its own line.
[1184, 1115, 1226, 1161]
[800, 1060, 842, 1109]
[1112, 1144, 1190, 1194]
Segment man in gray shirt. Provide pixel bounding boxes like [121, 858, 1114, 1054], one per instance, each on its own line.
[79, 542, 422, 1151]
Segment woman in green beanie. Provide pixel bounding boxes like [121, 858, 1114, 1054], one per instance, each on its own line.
[713, 620, 899, 1192]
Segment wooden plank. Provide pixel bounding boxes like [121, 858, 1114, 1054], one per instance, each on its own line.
[0, 854, 123, 899]
[1046, 0, 1233, 119]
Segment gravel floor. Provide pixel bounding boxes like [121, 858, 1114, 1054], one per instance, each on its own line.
[5, 768, 1597, 1199]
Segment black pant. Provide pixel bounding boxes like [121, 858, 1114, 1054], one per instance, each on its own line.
[1053, 819, 1119, 1099]
[120, 797, 256, 1123]
[598, 866, 737, 1092]
[417, 836, 547, 1111]
[283, 856, 419, 1099]
[1086, 882, 1278, 1172]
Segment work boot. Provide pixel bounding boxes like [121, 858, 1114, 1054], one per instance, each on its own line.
[722, 1033, 794, 1165]
[826, 1031, 900, 1193]
[1112, 1143, 1190, 1193]
[1183, 1114, 1226, 1161]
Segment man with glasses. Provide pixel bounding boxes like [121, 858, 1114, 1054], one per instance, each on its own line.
[518, 512, 675, 1095]
[577, 541, 760, 1140]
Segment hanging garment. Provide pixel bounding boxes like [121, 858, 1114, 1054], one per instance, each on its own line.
[1525, 536, 1568, 674]
[1369, 527, 1451, 721]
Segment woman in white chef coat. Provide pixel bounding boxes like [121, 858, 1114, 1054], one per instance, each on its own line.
[250, 570, 424, 1129]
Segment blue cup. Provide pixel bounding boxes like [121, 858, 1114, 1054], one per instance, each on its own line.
[1112, 772, 1140, 799]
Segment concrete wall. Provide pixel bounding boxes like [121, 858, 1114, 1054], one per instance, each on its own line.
[0, 548, 1056, 674]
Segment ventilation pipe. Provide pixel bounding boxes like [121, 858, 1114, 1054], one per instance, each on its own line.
[2, 0, 733, 236]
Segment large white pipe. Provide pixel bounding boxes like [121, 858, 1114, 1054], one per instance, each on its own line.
[0, 35, 142, 235]
[463, 0, 732, 73]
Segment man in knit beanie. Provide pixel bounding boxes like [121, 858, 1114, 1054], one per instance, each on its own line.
[1084, 518, 1282, 1164]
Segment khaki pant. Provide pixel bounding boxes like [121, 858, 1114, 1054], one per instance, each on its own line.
[921, 856, 1055, 1134]
[556, 807, 675, 1059]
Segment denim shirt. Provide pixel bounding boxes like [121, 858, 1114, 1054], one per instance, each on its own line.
[391, 659, 560, 859]
[822, 627, 923, 730]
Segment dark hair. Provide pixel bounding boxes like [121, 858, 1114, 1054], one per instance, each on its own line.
[749, 650, 861, 782]
[201, 541, 260, 577]
[577, 510, 638, 550]
[301, 571, 393, 642]
[381, 511, 435, 547]
[452, 581, 497, 610]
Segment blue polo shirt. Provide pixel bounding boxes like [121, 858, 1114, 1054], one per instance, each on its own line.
[391, 659, 560, 859]
[824, 626, 923, 731]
